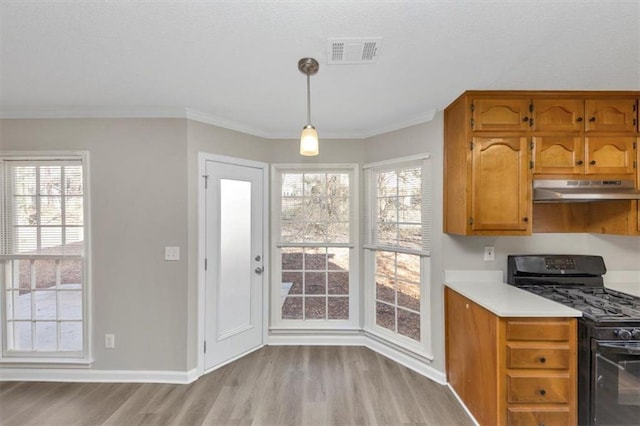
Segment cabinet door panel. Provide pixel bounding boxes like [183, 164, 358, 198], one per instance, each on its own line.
[471, 137, 530, 231]
[585, 99, 637, 132]
[585, 136, 635, 175]
[532, 136, 583, 175]
[472, 99, 530, 131]
[533, 98, 583, 132]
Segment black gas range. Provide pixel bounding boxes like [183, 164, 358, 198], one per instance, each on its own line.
[507, 254, 640, 426]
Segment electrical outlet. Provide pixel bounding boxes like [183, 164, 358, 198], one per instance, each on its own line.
[484, 246, 495, 261]
[105, 334, 115, 349]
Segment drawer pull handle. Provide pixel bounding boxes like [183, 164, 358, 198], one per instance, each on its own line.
[539, 389, 546, 396]
[590, 160, 596, 165]
[589, 117, 596, 122]
[576, 117, 583, 122]
[576, 160, 583, 165]
[539, 357, 546, 363]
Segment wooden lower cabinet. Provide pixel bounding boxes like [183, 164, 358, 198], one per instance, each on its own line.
[445, 287, 577, 425]
[507, 407, 570, 426]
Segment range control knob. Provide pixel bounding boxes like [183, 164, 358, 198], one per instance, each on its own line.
[615, 329, 632, 340]
[632, 329, 640, 339]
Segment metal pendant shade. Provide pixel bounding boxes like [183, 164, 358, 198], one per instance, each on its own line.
[298, 58, 319, 156]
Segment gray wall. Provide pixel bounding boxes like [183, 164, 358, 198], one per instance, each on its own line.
[1, 118, 189, 371]
[2, 116, 638, 376]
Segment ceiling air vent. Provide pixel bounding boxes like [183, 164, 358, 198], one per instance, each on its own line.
[327, 37, 382, 64]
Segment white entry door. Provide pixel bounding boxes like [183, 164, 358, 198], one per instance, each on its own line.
[204, 160, 264, 370]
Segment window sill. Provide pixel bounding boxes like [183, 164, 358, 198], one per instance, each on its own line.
[0, 357, 94, 368]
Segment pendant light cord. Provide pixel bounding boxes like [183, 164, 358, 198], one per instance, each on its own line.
[306, 73, 312, 125]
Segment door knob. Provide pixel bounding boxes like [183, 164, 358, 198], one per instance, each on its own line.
[255, 266, 264, 274]
[255, 255, 261, 261]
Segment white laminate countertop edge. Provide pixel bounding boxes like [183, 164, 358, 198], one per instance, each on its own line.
[444, 280, 582, 318]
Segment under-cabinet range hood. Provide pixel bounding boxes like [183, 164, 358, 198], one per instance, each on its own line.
[533, 180, 640, 202]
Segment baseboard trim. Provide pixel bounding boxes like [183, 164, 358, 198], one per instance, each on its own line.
[0, 367, 199, 384]
[364, 337, 446, 384]
[447, 383, 479, 426]
[267, 330, 365, 346]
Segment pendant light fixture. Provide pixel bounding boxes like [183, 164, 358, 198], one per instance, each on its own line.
[298, 57, 319, 156]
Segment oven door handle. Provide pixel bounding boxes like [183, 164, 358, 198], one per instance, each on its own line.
[597, 342, 640, 355]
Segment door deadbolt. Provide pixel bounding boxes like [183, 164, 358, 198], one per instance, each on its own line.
[255, 266, 264, 274]
[255, 255, 261, 261]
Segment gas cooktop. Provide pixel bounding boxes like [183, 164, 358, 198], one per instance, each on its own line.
[518, 285, 640, 322]
[507, 254, 640, 324]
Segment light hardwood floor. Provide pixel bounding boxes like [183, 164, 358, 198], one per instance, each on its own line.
[0, 346, 472, 426]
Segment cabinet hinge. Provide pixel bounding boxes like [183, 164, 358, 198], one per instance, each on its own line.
[529, 102, 534, 113]
[204, 341, 207, 353]
[470, 118, 474, 128]
[529, 140, 534, 150]
[634, 160, 637, 169]
[468, 217, 474, 225]
[529, 117, 534, 127]
[633, 103, 637, 112]
[634, 141, 637, 149]
[529, 160, 534, 170]
[202, 174, 209, 189]
[470, 102, 475, 113]
[205, 258, 208, 270]
[469, 141, 474, 151]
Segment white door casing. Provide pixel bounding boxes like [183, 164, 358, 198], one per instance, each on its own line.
[199, 155, 267, 373]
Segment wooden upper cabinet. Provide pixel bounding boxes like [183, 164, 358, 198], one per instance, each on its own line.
[532, 135, 583, 175]
[584, 136, 636, 175]
[472, 98, 531, 132]
[471, 136, 531, 232]
[585, 99, 637, 132]
[532, 99, 584, 132]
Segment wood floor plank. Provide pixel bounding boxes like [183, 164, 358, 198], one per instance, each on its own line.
[0, 346, 472, 426]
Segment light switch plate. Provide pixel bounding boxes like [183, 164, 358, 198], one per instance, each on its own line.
[165, 246, 180, 261]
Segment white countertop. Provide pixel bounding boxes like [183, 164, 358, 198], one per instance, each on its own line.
[444, 270, 582, 318]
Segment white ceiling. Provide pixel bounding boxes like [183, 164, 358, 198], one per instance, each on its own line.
[1, 1, 639, 139]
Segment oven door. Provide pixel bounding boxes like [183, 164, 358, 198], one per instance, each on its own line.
[591, 340, 640, 426]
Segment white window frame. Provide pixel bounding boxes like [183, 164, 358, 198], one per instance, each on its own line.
[363, 154, 432, 358]
[270, 163, 359, 330]
[0, 151, 92, 364]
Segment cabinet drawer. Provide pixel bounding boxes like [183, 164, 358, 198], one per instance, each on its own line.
[506, 320, 571, 341]
[507, 344, 571, 369]
[507, 407, 570, 426]
[507, 375, 570, 404]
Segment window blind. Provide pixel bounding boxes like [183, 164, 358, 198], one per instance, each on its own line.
[364, 157, 431, 255]
[1, 159, 84, 257]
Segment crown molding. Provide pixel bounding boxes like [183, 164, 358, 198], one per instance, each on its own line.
[0, 107, 187, 120]
[184, 108, 271, 139]
[0, 107, 438, 140]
